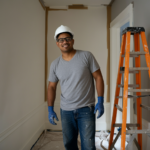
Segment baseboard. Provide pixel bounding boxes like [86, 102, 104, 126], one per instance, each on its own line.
[0, 102, 46, 142]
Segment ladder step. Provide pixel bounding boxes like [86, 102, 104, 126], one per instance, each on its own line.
[120, 67, 149, 71]
[113, 123, 139, 127]
[126, 129, 150, 134]
[116, 95, 134, 98]
[115, 104, 122, 112]
[122, 27, 145, 35]
[129, 67, 149, 71]
[120, 70, 139, 74]
[118, 84, 139, 88]
[140, 104, 150, 110]
[130, 51, 148, 55]
[117, 95, 150, 98]
[122, 51, 147, 57]
[128, 89, 150, 92]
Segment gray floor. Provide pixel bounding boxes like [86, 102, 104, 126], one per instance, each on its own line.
[32, 131, 81, 150]
[31, 130, 135, 150]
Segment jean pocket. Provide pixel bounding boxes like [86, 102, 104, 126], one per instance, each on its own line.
[88, 106, 95, 112]
[78, 106, 94, 115]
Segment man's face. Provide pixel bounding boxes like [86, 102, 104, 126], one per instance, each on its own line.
[56, 33, 74, 53]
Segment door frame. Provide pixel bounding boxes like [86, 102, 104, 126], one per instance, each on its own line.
[110, 4, 133, 127]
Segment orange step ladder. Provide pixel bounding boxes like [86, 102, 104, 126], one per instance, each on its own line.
[108, 27, 150, 150]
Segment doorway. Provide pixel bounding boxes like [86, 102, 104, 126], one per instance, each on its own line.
[110, 3, 133, 130]
[46, 6, 109, 130]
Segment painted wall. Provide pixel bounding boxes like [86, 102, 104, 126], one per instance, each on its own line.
[47, 7, 110, 130]
[111, 0, 150, 149]
[0, 0, 45, 149]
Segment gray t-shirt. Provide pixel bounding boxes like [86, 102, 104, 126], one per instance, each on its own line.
[48, 50, 100, 110]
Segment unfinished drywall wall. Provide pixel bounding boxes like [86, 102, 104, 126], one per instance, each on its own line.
[111, 0, 150, 122]
[0, 0, 45, 149]
[47, 6, 110, 130]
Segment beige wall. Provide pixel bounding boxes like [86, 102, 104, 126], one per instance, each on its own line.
[0, 0, 45, 149]
[47, 7, 111, 130]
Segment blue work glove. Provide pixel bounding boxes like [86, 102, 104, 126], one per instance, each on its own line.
[94, 96, 104, 119]
[48, 106, 59, 125]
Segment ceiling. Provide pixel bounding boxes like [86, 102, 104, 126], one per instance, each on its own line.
[43, 0, 112, 8]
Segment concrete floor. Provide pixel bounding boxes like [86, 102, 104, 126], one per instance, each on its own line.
[31, 131, 81, 150]
[31, 130, 135, 150]
[31, 130, 109, 150]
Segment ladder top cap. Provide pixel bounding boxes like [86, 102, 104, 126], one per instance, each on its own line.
[122, 27, 145, 35]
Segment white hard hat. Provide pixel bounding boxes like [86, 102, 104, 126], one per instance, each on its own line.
[54, 25, 74, 40]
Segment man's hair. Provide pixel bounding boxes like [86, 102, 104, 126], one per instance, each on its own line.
[56, 32, 73, 40]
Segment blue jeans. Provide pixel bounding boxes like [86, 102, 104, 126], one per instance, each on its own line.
[60, 106, 96, 150]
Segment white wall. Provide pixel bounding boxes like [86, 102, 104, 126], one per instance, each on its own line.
[47, 7, 110, 130]
[0, 0, 46, 149]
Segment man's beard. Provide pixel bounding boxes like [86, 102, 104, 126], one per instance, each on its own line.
[61, 46, 73, 53]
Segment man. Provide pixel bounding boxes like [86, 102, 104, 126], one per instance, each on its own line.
[47, 25, 104, 150]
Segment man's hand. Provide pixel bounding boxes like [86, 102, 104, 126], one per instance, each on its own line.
[94, 96, 104, 118]
[48, 106, 59, 125]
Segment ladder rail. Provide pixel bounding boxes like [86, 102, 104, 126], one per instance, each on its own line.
[134, 33, 142, 149]
[121, 31, 131, 150]
[122, 51, 146, 57]
[108, 33, 126, 150]
[141, 32, 150, 78]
